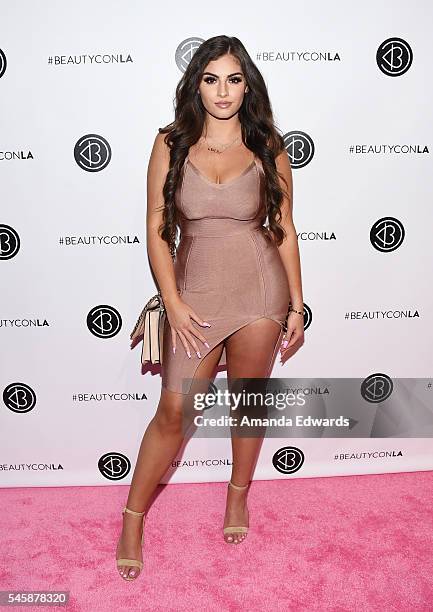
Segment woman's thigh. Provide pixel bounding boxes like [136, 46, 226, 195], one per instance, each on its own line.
[225, 318, 283, 432]
[157, 341, 225, 426]
[225, 318, 283, 380]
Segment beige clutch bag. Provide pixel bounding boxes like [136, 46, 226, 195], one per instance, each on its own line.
[130, 291, 166, 365]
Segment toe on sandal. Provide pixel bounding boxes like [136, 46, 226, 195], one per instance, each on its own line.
[223, 481, 249, 541]
[116, 506, 146, 579]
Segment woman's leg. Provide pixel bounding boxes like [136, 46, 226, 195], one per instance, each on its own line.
[223, 318, 283, 543]
[116, 341, 224, 579]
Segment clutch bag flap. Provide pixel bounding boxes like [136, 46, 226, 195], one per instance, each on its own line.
[141, 306, 166, 365]
[130, 294, 163, 343]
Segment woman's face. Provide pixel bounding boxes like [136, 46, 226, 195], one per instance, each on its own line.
[197, 53, 248, 120]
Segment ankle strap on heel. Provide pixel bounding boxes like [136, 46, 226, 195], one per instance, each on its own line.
[123, 506, 146, 517]
[228, 480, 250, 491]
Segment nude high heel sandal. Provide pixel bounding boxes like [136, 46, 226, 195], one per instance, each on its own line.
[223, 481, 249, 543]
[116, 506, 146, 580]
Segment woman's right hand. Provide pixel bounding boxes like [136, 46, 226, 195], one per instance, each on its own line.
[165, 296, 211, 358]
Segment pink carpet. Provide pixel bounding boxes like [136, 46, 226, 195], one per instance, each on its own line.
[1, 471, 432, 611]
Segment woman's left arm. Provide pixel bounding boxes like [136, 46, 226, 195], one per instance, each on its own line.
[274, 148, 305, 353]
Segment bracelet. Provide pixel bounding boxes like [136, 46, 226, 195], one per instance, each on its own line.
[288, 305, 303, 316]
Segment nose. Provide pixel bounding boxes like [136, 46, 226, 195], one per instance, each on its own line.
[217, 81, 229, 97]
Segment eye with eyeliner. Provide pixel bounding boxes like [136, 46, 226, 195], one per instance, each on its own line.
[202, 76, 243, 85]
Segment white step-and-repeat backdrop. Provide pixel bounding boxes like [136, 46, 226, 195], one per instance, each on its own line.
[1, 1, 432, 487]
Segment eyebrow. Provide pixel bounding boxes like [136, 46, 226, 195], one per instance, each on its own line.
[202, 71, 244, 78]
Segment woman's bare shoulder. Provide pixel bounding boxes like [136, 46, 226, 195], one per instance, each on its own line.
[148, 131, 171, 180]
[151, 131, 171, 159]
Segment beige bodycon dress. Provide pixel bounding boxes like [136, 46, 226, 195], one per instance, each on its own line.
[161, 153, 290, 394]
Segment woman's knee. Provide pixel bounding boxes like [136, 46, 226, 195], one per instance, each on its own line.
[154, 389, 187, 433]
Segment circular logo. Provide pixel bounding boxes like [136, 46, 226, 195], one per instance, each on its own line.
[272, 446, 305, 474]
[98, 452, 131, 480]
[74, 134, 112, 172]
[87, 305, 122, 338]
[175, 37, 205, 72]
[0, 224, 20, 260]
[0, 49, 7, 79]
[361, 374, 393, 403]
[283, 302, 312, 334]
[376, 37, 413, 77]
[3, 382, 37, 413]
[283, 131, 314, 169]
[370, 216, 405, 252]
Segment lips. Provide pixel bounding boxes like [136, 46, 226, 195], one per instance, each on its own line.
[215, 102, 232, 108]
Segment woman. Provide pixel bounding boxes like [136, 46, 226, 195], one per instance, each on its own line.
[116, 35, 304, 581]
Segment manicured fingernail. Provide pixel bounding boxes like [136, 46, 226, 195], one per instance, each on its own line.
[187, 351, 191, 358]
[204, 342, 210, 348]
[196, 351, 201, 358]
[282, 340, 288, 348]
[172, 346, 176, 354]
[203, 322, 211, 327]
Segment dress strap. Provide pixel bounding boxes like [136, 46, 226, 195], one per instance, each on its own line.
[253, 156, 264, 173]
[182, 154, 190, 171]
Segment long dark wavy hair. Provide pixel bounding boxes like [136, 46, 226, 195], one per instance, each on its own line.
[157, 35, 290, 260]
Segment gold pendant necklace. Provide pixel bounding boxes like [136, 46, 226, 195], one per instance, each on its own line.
[203, 135, 241, 154]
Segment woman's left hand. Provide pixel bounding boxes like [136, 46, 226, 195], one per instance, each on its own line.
[279, 312, 305, 363]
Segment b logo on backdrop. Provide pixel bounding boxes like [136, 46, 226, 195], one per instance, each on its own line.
[87, 305, 122, 339]
[370, 217, 405, 252]
[361, 374, 393, 403]
[273, 447, 305, 475]
[376, 37, 413, 76]
[98, 452, 131, 480]
[74, 134, 112, 172]
[175, 37, 205, 72]
[0, 224, 20, 259]
[3, 383, 37, 413]
[283, 131, 315, 169]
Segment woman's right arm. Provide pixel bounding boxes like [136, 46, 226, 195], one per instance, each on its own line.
[146, 132, 211, 358]
[146, 132, 179, 306]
